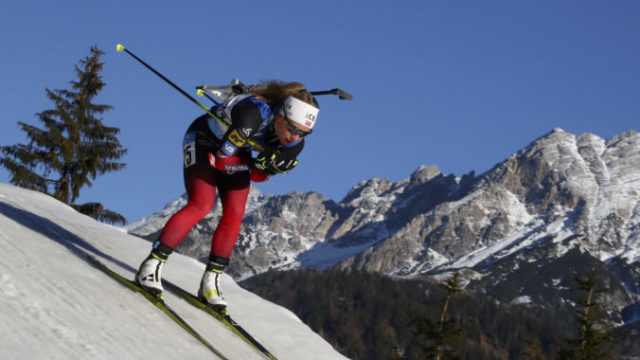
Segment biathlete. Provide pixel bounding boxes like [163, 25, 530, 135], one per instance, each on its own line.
[135, 80, 319, 309]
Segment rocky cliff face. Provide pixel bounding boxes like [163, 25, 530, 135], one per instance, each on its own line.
[342, 129, 640, 273]
[126, 128, 640, 324]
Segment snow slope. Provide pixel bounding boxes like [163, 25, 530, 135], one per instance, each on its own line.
[0, 183, 347, 360]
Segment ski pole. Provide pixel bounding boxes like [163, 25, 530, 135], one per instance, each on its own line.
[115, 44, 263, 152]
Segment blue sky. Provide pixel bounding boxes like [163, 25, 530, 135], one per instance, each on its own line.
[1, 0, 639, 223]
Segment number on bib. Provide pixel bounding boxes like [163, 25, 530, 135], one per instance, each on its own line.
[183, 132, 197, 168]
[183, 143, 195, 167]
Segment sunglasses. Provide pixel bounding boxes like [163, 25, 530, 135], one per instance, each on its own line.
[281, 111, 312, 137]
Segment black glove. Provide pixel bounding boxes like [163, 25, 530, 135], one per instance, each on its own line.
[251, 148, 298, 174]
[252, 148, 277, 171]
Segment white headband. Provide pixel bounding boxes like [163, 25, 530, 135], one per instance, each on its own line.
[281, 96, 319, 129]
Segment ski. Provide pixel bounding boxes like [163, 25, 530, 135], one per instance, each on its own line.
[86, 255, 229, 360]
[162, 280, 278, 360]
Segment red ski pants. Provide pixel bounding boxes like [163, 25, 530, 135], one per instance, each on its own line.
[157, 161, 250, 259]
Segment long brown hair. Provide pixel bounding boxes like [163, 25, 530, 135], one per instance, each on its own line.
[252, 80, 319, 109]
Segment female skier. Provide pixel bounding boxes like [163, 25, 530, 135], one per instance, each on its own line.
[135, 81, 319, 309]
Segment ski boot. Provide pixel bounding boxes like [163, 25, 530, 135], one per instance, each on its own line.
[135, 242, 173, 295]
[198, 255, 229, 310]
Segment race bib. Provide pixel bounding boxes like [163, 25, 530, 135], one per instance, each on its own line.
[183, 132, 196, 168]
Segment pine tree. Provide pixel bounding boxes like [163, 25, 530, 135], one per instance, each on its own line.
[0, 46, 127, 224]
[556, 265, 616, 360]
[411, 272, 464, 360]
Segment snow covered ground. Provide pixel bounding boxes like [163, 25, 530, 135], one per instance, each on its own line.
[0, 183, 347, 360]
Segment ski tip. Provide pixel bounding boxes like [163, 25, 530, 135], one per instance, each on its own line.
[116, 44, 125, 52]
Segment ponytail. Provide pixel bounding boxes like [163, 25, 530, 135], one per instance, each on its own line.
[252, 80, 319, 109]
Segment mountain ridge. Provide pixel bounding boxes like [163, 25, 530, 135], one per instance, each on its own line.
[126, 128, 640, 326]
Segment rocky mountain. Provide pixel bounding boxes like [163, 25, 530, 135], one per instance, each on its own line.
[126, 128, 640, 326]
